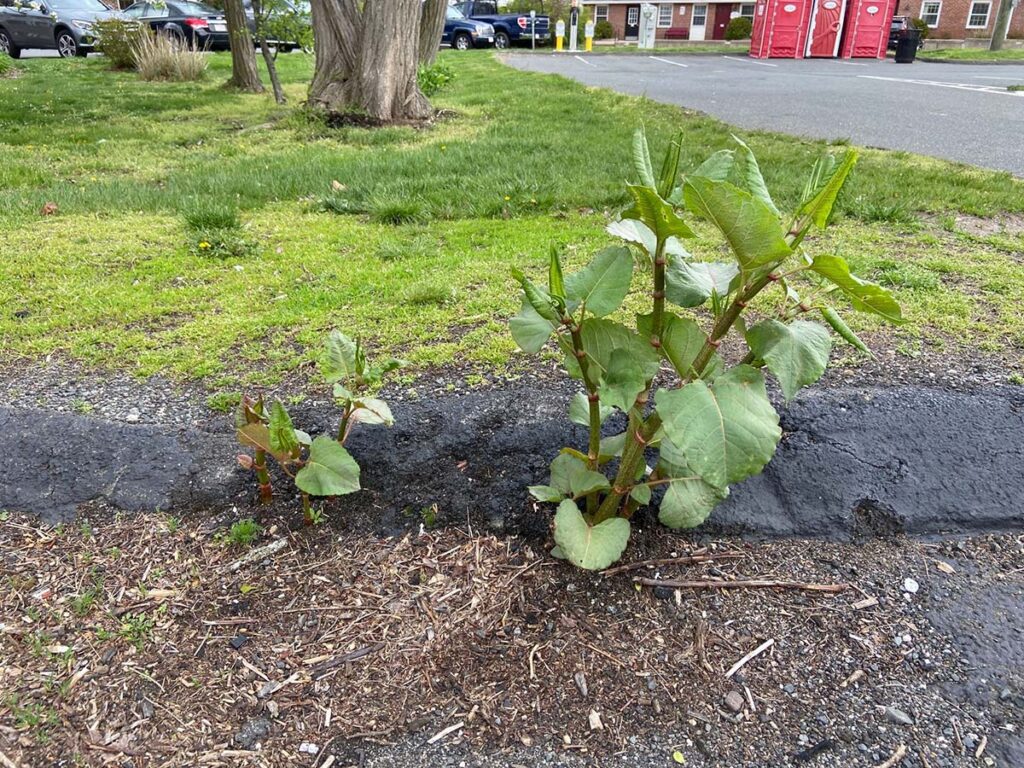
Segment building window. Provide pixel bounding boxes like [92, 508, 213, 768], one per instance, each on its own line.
[966, 0, 990, 27]
[594, 4, 609, 22]
[658, 4, 674, 26]
[919, 0, 941, 27]
[739, 3, 755, 19]
[692, 4, 708, 25]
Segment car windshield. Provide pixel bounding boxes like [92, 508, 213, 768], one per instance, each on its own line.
[446, 6, 465, 19]
[49, 0, 110, 11]
[171, 1, 216, 14]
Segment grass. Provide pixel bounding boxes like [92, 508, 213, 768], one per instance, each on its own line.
[0, 51, 1022, 385]
[919, 47, 1024, 61]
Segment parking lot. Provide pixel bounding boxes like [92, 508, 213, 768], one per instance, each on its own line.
[505, 53, 1024, 176]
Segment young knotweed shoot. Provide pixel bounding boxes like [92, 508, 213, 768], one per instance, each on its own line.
[513, 130, 903, 570]
[236, 331, 403, 524]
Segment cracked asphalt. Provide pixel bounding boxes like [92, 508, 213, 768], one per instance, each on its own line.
[503, 53, 1024, 176]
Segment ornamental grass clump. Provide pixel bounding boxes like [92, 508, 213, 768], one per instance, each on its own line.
[512, 130, 903, 570]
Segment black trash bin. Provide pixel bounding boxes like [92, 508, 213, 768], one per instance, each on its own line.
[894, 28, 921, 63]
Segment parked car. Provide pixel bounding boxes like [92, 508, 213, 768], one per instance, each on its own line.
[442, 3, 493, 50]
[241, 0, 309, 51]
[0, 0, 120, 58]
[121, 0, 249, 50]
[452, 1, 549, 49]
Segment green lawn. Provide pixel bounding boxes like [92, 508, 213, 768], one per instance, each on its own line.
[919, 47, 1024, 61]
[1, 51, 1022, 387]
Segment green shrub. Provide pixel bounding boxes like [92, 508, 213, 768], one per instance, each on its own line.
[593, 20, 615, 40]
[94, 18, 149, 70]
[418, 61, 455, 97]
[910, 17, 929, 39]
[725, 16, 752, 40]
[511, 130, 903, 570]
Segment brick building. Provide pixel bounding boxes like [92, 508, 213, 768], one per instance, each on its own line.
[582, 1, 756, 41]
[894, 0, 1022, 39]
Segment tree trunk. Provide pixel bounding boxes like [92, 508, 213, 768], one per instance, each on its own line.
[989, 0, 1013, 51]
[419, 0, 447, 66]
[224, 0, 264, 93]
[251, 0, 285, 103]
[308, 0, 433, 123]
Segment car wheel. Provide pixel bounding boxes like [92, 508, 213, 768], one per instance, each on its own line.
[0, 27, 22, 59]
[494, 31, 510, 49]
[55, 29, 82, 58]
[453, 32, 472, 50]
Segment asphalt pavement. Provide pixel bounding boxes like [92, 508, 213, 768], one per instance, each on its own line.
[504, 52, 1024, 176]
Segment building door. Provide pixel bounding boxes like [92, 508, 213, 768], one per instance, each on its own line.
[806, 0, 846, 56]
[690, 3, 708, 39]
[711, 4, 733, 39]
[625, 4, 641, 39]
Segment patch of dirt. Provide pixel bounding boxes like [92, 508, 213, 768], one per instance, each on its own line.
[1, 511, 1021, 767]
[951, 213, 1024, 238]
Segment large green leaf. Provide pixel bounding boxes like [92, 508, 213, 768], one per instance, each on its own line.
[350, 398, 394, 426]
[639, 312, 706, 380]
[732, 135, 779, 217]
[632, 127, 656, 188]
[665, 258, 739, 308]
[565, 246, 634, 318]
[560, 318, 661, 383]
[598, 347, 647, 413]
[746, 319, 832, 401]
[657, 440, 730, 530]
[683, 178, 791, 270]
[553, 499, 630, 571]
[568, 391, 614, 427]
[624, 185, 695, 243]
[510, 297, 557, 353]
[548, 247, 566, 301]
[656, 365, 781, 489]
[606, 219, 689, 264]
[798, 150, 857, 228]
[690, 149, 735, 182]
[657, 133, 683, 199]
[820, 306, 871, 354]
[323, 330, 357, 383]
[809, 255, 903, 324]
[549, 453, 610, 498]
[294, 436, 361, 497]
[268, 401, 299, 456]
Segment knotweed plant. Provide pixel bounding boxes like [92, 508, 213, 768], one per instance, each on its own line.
[236, 331, 402, 524]
[513, 131, 903, 570]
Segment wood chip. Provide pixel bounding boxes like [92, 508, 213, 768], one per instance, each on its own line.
[840, 669, 866, 688]
[852, 595, 879, 610]
[935, 559, 956, 575]
[874, 744, 908, 768]
[223, 538, 288, 573]
[636, 578, 848, 594]
[725, 638, 775, 679]
[426, 721, 464, 745]
[588, 710, 604, 731]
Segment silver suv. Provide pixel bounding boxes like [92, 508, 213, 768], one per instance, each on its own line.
[0, 0, 120, 58]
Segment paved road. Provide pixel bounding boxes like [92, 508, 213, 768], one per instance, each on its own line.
[505, 53, 1024, 176]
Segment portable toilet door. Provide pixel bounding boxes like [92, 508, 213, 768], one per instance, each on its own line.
[839, 0, 896, 58]
[750, 0, 812, 58]
[805, 0, 847, 56]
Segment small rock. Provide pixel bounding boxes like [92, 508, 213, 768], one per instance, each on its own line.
[140, 699, 155, 719]
[298, 742, 319, 754]
[573, 671, 588, 697]
[883, 706, 914, 726]
[652, 586, 673, 600]
[230, 635, 248, 650]
[903, 578, 919, 594]
[234, 717, 272, 749]
[126, 409, 141, 424]
[784, 684, 796, 694]
[724, 691, 744, 713]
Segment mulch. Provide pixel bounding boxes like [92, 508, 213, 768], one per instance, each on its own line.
[0, 509, 1019, 767]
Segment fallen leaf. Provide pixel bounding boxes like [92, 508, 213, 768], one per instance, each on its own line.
[673, 751, 686, 764]
[40, 202, 58, 216]
[935, 559, 956, 575]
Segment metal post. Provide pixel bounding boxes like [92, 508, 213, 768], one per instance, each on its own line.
[531, 9, 536, 51]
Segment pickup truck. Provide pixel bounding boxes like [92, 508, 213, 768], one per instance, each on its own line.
[451, 1, 550, 49]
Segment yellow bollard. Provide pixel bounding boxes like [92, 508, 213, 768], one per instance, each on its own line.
[585, 35, 593, 52]
[556, 35, 563, 51]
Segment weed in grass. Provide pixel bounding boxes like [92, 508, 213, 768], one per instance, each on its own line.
[70, 579, 104, 617]
[418, 61, 456, 96]
[223, 518, 261, 546]
[189, 229, 257, 259]
[183, 203, 242, 232]
[164, 514, 181, 533]
[370, 198, 425, 225]
[5, 695, 59, 743]
[1010, 373, 1024, 385]
[206, 391, 242, 413]
[118, 613, 154, 650]
[27, 630, 52, 658]
[404, 282, 457, 306]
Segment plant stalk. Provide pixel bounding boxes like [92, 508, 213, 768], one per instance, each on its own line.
[254, 449, 273, 503]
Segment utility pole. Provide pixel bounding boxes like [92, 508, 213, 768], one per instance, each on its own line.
[989, 0, 1017, 51]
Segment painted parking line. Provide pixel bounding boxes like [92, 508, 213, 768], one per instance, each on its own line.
[648, 55, 690, 68]
[573, 55, 596, 67]
[858, 74, 1024, 97]
[971, 75, 1024, 80]
[723, 55, 778, 67]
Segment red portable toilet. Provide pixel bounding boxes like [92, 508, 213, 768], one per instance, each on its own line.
[750, 0, 813, 59]
[839, 0, 897, 58]
[805, 0, 847, 56]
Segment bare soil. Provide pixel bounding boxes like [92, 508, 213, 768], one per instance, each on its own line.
[1, 509, 1021, 768]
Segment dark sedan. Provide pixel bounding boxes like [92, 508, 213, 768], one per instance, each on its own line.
[121, 0, 248, 50]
